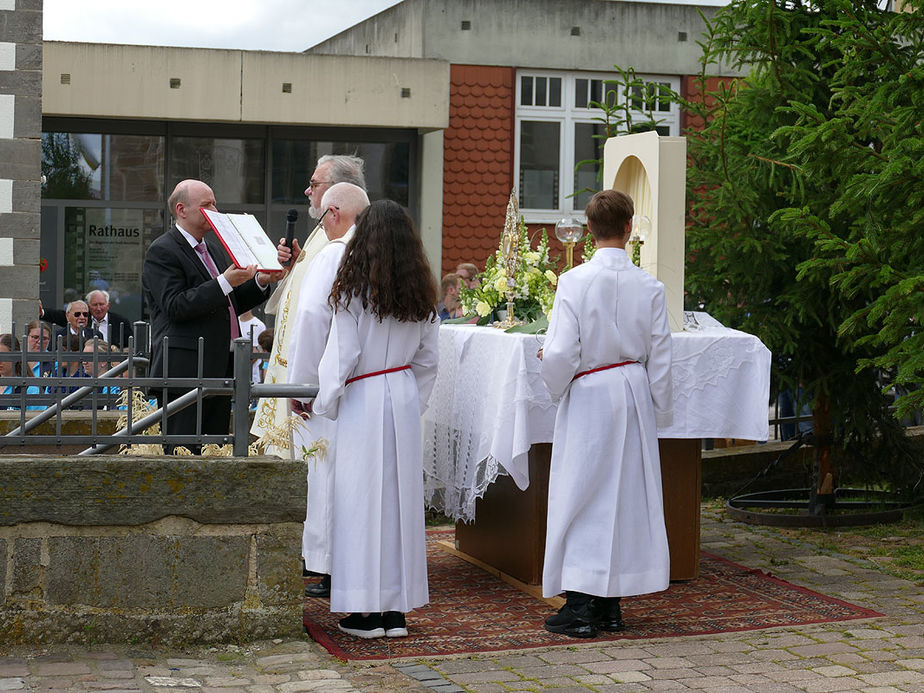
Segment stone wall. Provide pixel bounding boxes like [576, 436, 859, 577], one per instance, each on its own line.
[0, 456, 308, 646]
[0, 0, 42, 332]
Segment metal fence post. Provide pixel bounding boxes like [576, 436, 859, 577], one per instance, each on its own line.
[232, 337, 253, 457]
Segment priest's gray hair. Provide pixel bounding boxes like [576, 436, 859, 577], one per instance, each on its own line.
[318, 154, 366, 190]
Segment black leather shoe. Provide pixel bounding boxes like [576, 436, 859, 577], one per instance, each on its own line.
[304, 574, 330, 598]
[593, 596, 625, 632]
[544, 604, 598, 638]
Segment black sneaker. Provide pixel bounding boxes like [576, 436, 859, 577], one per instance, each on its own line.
[337, 613, 385, 639]
[593, 597, 625, 632]
[544, 604, 598, 638]
[382, 611, 408, 638]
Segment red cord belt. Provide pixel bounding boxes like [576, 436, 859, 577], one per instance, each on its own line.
[345, 364, 411, 386]
[571, 360, 637, 382]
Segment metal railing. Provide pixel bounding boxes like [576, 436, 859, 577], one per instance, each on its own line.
[0, 321, 316, 456]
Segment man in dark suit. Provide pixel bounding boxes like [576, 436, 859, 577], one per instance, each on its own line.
[142, 178, 283, 453]
[52, 300, 103, 352]
[86, 289, 133, 348]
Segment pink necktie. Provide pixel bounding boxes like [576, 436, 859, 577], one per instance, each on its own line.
[195, 242, 240, 339]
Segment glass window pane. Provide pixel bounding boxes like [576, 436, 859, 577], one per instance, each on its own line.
[549, 78, 562, 107]
[169, 136, 265, 205]
[62, 206, 164, 322]
[574, 122, 606, 210]
[658, 82, 671, 112]
[630, 85, 644, 111]
[590, 79, 603, 106]
[521, 75, 533, 105]
[519, 120, 560, 210]
[575, 79, 588, 108]
[271, 140, 410, 208]
[536, 77, 547, 106]
[42, 133, 164, 202]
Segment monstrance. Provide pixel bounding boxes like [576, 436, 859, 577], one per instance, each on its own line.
[494, 190, 524, 329]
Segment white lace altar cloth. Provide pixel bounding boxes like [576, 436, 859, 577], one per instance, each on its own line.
[422, 313, 771, 522]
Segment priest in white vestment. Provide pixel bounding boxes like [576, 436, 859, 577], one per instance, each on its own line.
[312, 200, 440, 640]
[252, 154, 367, 457]
[285, 182, 369, 596]
[540, 189, 672, 639]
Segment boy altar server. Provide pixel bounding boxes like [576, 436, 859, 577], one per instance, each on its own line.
[540, 189, 673, 638]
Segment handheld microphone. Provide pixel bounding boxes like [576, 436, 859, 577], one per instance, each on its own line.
[284, 208, 299, 265]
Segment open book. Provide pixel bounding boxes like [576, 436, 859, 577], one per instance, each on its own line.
[201, 209, 284, 271]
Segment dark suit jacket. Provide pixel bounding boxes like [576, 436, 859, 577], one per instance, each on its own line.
[98, 310, 133, 348]
[142, 225, 269, 382]
[52, 325, 103, 350]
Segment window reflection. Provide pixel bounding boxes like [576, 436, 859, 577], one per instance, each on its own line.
[42, 133, 164, 201]
[169, 137, 265, 205]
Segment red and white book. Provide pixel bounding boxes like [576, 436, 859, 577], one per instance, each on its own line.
[201, 209, 283, 271]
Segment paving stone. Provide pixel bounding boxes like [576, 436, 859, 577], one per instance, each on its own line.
[814, 665, 859, 677]
[540, 650, 613, 665]
[644, 657, 695, 669]
[0, 680, 26, 691]
[35, 662, 92, 676]
[799, 678, 867, 692]
[583, 659, 651, 675]
[857, 670, 924, 686]
[445, 670, 519, 684]
[512, 664, 589, 679]
[607, 670, 652, 683]
[790, 643, 862, 657]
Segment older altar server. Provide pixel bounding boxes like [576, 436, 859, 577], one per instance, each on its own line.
[540, 189, 673, 639]
[313, 199, 440, 640]
[285, 182, 369, 598]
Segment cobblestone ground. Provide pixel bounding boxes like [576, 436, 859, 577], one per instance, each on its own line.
[2, 506, 922, 693]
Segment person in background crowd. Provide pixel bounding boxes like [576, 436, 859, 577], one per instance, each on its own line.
[25, 320, 55, 377]
[238, 309, 267, 383]
[437, 273, 464, 321]
[0, 334, 42, 410]
[311, 199, 439, 639]
[53, 300, 103, 350]
[86, 289, 132, 348]
[455, 262, 480, 289]
[77, 340, 124, 409]
[256, 328, 274, 383]
[539, 189, 672, 638]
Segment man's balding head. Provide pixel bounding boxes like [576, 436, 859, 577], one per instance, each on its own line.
[319, 183, 370, 240]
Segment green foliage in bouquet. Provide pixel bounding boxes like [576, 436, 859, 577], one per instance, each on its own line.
[459, 218, 558, 325]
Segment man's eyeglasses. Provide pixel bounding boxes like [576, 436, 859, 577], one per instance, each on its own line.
[71, 311, 89, 317]
[308, 179, 332, 189]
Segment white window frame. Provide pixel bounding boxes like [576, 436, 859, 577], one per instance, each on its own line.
[515, 70, 681, 225]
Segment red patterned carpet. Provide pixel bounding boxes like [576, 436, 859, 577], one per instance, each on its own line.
[302, 528, 882, 661]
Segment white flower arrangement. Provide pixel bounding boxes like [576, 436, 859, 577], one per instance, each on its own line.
[459, 218, 559, 324]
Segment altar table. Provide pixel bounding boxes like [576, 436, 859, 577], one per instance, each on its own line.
[422, 313, 770, 583]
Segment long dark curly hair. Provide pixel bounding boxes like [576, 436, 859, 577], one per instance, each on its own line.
[329, 200, 438, 322]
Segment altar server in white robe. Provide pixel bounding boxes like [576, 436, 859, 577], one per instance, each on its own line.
[540, 189, 672, 639]
[285, 182, 369, 597]
[312, 199, 440, 640]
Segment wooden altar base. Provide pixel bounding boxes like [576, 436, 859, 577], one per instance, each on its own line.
[455, 439, 702, 586]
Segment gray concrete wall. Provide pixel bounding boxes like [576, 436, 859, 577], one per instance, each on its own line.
[308, 0, 741, 76]
[0, 456, 308, 646]
[0, 0, 43, 333]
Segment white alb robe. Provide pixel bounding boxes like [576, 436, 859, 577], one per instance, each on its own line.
[541, 247, 672, 599]
[313, 299, 439, 614]
[284, 230, 353, 575]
